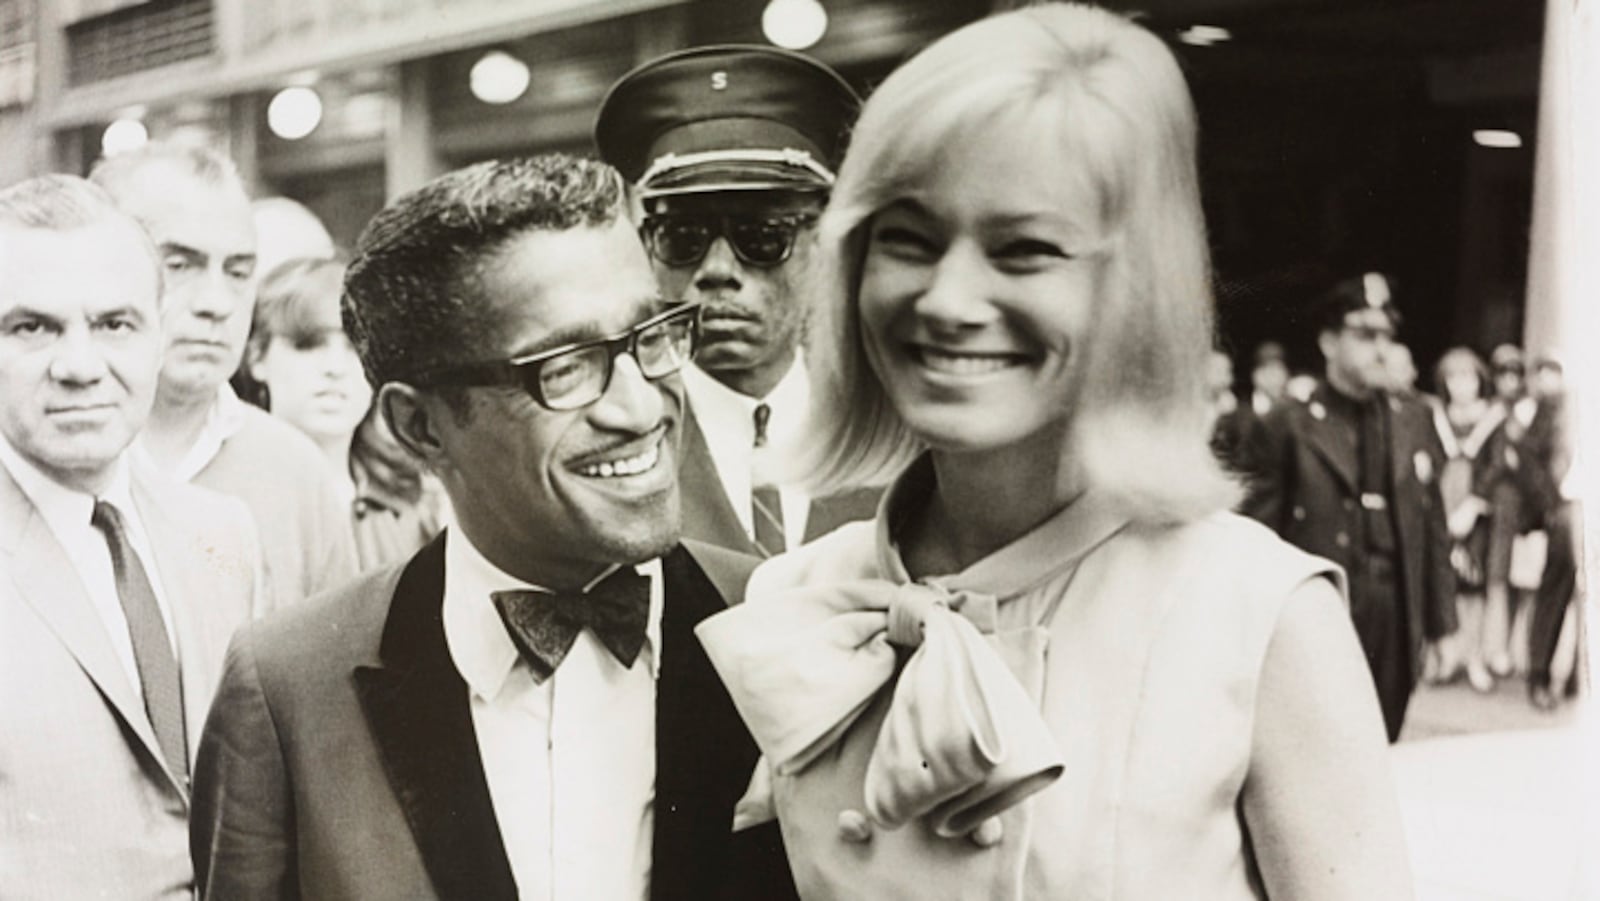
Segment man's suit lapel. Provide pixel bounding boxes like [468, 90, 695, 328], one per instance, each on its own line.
[1304, 385, 1360, 495]
[352, 534, 518, 901]
[651, 543, 766, 901]
[678, 405, 760, 555]
[0, 468, 179, 797]
[131, 476, 219, 774]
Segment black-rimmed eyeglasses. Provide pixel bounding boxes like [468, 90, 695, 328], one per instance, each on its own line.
[408, 304, 700, 411]
[640, 213, 816, 268]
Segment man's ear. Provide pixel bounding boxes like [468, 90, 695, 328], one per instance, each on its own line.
[379, 382, 447, 467]
[1317, 329, 1338, 363]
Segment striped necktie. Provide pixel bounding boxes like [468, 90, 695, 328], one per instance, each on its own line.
[751, 403, 786, 557]
[92, 499, 187, 781]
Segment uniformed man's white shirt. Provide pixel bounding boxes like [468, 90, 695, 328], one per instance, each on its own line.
[682, 360, 811, 547]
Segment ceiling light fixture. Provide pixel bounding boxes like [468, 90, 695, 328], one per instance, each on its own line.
[1179, 25, 1232, 47]
[1473, 129, 1523, 149]
[762, 0, 828, 51]
[101, 117, 149, 157]
[267, 86, 323, 140]
[471, 50, 532, 105]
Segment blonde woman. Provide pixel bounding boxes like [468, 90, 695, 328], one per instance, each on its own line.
[696, 5, 1410, 899]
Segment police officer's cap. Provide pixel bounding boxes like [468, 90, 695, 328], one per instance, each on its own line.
[595, 45, 860, 201]
[1317, 271, 1402, 333]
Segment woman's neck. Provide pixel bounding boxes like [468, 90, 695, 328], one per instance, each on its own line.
[314, 431, 357, 493]
[905, 429, 1083, 577]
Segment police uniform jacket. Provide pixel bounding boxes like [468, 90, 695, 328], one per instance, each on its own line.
[1240, 382, 1457, 678]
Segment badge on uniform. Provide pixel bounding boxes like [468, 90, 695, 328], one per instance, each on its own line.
[1413, 451, 1433, 484]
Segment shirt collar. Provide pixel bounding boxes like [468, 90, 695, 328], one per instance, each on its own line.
[874, 454, 1130, 601]
[135, 383, 249, 482]
[0, 434, 134, 537]
[441, 528, 665, 701]
[682, 357, 809, 445]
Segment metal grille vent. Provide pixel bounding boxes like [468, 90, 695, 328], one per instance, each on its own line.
[67, 0, 213, 86]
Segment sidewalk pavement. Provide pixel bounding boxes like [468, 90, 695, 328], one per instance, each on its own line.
[1394, 680, 1597, 900]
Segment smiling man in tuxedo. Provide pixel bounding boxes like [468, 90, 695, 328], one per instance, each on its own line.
[190, 155, 792, 900]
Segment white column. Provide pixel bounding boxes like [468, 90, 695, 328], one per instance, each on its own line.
[1525, 6, 1596, 833]
[386, 59, 442, 201]
[1525, 0, 1597, 539]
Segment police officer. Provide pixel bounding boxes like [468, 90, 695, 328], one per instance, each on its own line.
[595, 45, 877, 558]
[1241, 273, 1458, 741]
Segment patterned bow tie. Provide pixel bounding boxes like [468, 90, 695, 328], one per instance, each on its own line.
[492, 567, 651, 683]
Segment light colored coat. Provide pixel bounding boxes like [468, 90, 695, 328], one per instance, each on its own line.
[0, 466, 262, 900]
[701, 459, 1340, 900]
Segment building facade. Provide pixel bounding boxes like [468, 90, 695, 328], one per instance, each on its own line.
[14, 0, 987, 249]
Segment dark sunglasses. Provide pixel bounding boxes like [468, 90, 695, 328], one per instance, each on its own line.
[408, 304, 700, 411]
[640, 213, 816, 268]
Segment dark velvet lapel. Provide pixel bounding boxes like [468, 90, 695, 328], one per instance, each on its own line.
[651, 543, 792, 901]
[352, 534, 518, 901]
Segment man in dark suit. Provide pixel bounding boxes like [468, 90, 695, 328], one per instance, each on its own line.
[595, 46, 878, 559]
[190, 156, 793, 900]
[1241, 273, 1457, 742]
[1, 175, 262, 899]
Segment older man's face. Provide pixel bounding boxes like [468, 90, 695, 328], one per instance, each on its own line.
[111, 164, 257, 406]
[0, 221, 162, 491]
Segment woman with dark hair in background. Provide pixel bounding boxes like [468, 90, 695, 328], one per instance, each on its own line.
[695, 4, 1410, 898]
[1425, 347, 1509, 692]
[245, 257, 445, 572]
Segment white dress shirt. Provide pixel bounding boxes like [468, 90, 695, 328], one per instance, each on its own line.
[0, 437, 178, 697]
[132, 383, 247, 482]
[441, 529, 664, 901]
[682, 359, 812, 547]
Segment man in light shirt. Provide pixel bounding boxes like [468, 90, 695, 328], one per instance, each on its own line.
[0, 175, 262, 899]
[595, 46, 878, 557]
[91, 141, 357, 613]
[190, 156, 793, 900]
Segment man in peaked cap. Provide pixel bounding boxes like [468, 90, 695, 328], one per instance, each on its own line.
[1240, 271, 1457, 742]
[596, 45, 878, 561]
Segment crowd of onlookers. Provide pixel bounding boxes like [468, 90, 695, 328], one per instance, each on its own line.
[1213, 332, 1584, 715]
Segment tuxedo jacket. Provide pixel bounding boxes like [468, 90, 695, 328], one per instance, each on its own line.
[1239, 383, 1457, 677]
[190, 532, 796, 901]
[678, 404, 880, 557]
[0, 465, 262, 900]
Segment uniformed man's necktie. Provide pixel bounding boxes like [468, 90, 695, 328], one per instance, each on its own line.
[751, 402, 786, 558]
[1358, 398, 1398, 554]
[492, 566, 651, 683]
[91, 499, 188, 780]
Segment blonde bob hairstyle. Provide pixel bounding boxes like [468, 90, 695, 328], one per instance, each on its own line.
[796, 2, 1238, 524]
